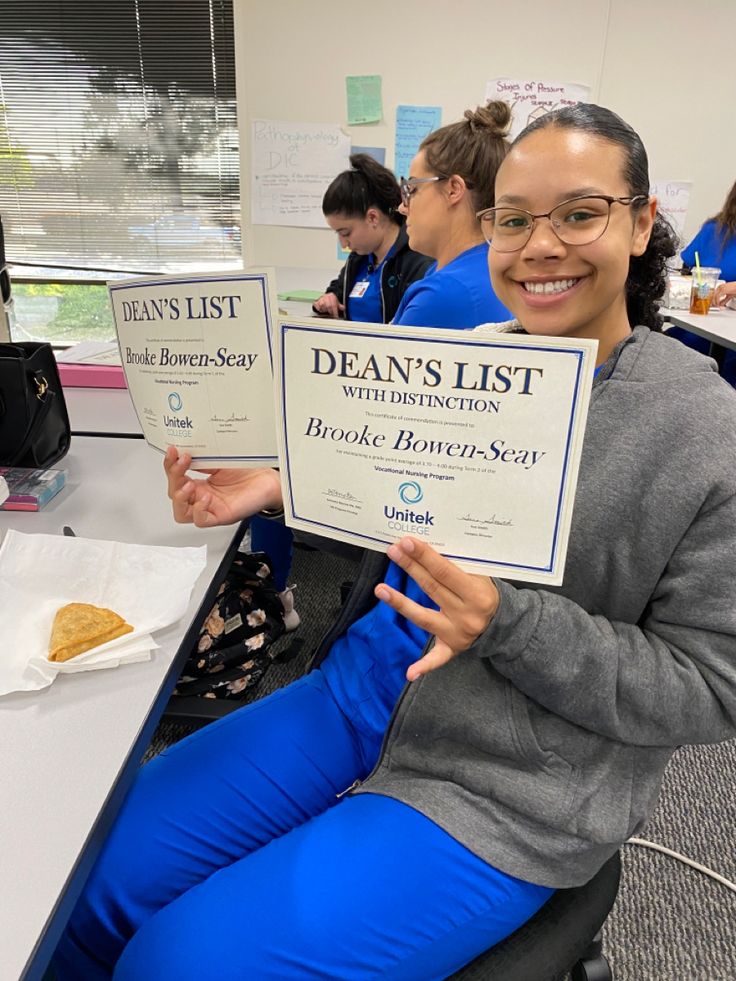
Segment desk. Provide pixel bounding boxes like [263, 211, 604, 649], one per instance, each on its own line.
[661, 306, 736, 358]
[64, 386, 143, 438]
[0, 437, 243, 981]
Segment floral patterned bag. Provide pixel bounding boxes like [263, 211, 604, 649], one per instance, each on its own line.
[173, 551, 291, 700]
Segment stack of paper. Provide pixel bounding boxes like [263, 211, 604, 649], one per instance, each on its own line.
[55, 341, 126, 389]
[55, 340, 122, 365]
[0, 530, 207, 696]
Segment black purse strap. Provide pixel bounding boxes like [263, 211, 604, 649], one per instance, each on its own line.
[7, 373, 56, 466]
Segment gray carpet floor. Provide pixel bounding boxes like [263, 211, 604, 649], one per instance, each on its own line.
[146, 543, 736, 980]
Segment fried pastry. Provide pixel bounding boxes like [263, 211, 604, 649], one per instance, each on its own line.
[48, 602, 134, 662]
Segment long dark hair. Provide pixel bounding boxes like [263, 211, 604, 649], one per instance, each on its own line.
[710, 179, 736, 244]
[322, 153, 402, 224]
[514, 104, 677, 330]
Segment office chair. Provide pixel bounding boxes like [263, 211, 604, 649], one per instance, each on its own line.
[448, 850, 619, 981]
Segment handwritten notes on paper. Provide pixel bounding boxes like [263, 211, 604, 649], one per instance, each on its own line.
[485, 78, 590, 140]
[251, 120, 351, 228]
[346, 76, 383, 125]
[394, 105, 442, 180]
[651, 181, 692, 240]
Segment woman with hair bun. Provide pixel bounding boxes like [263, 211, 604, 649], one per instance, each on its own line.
[392, 100, 512, 327]
[312, 152, 433, 322]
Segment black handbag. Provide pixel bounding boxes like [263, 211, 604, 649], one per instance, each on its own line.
[173, 551, 297, 700]
[0, 341, 71, 468]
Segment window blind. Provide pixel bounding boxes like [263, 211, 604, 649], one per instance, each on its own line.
[0, 0, 240, 273]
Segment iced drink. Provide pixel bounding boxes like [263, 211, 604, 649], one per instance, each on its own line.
[689, 267, 721, 315]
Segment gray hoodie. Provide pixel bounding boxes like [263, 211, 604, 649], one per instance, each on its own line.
[358, 327, 736, 888]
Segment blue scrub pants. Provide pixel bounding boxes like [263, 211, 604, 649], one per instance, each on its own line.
[249, 514, 293, 591]
[54, 566, 553, 981]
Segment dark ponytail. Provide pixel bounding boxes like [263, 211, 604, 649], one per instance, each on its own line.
[514, 103, 677, 330]
[322, 153, 402, 224]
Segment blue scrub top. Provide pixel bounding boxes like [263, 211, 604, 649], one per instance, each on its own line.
[347, 244, 396, 323]
[392, 242, 511, 329]
[681, 220, 736, 282]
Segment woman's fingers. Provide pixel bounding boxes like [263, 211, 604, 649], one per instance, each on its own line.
[406, 638, 455, 682]
[374, 581, 445, 635]
[386, 537, 467, 608]
[164, 446, 192, 499]
[172, 480, 196, 523]
[379, 537, 499, 677]
[190, 493, 220, 528]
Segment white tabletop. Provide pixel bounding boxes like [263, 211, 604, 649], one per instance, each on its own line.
[0, 438, 242, 981]
[661, 306, 736, 352]
[64, 385, 143, 437]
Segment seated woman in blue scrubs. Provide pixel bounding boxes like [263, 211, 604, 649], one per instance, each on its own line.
[681, 178, 736, 282]
[392, 100, 512, 328]
[312, 153, 433, 323]
[670, 178, 736, 383]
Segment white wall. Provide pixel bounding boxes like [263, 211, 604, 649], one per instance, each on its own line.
[233, 0, 736, 271]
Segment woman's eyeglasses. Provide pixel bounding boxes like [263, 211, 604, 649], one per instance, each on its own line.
[476, 194, 649, 252]
[399, 175, 448, 207]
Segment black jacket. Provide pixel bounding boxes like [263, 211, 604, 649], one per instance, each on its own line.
[315, 224, 432, 323]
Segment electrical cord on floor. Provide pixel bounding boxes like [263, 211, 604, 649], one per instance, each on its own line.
[626, 838, 736, 894]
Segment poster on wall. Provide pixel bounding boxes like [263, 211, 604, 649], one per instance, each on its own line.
[650, 181, 692, 242]
[484, 78, 590, 141]
[251, 120, 351, 228]
[394, 105, 442, 181]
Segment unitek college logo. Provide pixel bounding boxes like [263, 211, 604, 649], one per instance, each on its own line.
[384, 481, 434, 536]
[398, 480, 423, 505]
[164, 391, 193, 430]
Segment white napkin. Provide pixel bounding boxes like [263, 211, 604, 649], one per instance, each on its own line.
[0, 530, 207, 695]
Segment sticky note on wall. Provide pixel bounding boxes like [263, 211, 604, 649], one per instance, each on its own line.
[346, 76, 383, 125]
[394, 105, 442, 179]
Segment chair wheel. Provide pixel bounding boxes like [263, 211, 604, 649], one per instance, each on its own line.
[571, 955, 612, 981]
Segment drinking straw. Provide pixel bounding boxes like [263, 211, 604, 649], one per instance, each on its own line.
[694, 251, 703, 286]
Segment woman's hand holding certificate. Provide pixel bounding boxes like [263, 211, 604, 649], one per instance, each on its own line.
[375, 536, 499, 682]
[165, 447, 283, 527]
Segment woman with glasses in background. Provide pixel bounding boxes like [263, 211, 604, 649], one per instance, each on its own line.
[391, 100, 511, 328]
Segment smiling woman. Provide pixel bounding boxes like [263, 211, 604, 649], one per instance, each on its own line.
[54, 105, 736, 981]
[487, 103, 675, 363]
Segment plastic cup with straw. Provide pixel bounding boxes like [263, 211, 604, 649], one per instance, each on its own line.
[690, 251, 708, 314]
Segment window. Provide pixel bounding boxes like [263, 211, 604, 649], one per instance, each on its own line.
[0, 0, 240, 343]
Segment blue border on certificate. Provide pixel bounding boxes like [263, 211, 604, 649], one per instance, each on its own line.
[110, 272, 276, 463]
[279, 323, 587, 576]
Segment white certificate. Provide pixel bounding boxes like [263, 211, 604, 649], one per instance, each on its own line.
[275, 320, 597, 585]
[109, 270, 279, 467]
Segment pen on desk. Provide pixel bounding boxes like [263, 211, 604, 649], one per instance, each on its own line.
[62, 526, 76, 537]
